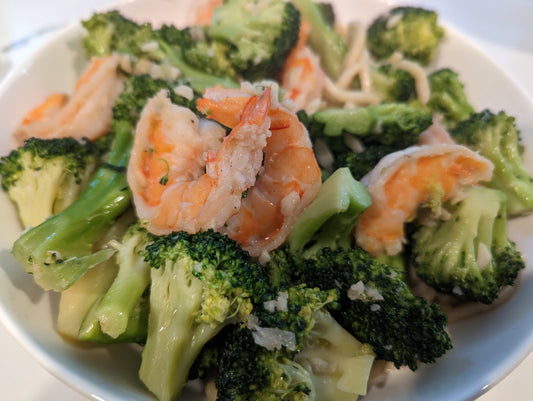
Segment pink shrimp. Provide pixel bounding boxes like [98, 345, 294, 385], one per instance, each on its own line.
[128, 87, 272, 235]
[192, 0, 223, 25]
[279, 21, 326, 114]
[14, 54, 125, 143]
[197, 85, 322, 257]
[355, 144, 494, 256]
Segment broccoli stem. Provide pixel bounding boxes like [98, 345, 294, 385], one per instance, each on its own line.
[291, 0, 347, 79]
[288, 167, 371, 255]
[139, 259, 222, 401]
[11, 123, 133, 291]
[95, 227, 151, 339]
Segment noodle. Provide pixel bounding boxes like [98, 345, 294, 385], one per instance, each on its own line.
[386, 52, 431, 104]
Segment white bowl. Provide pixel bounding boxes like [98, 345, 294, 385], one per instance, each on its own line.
[1, 1, 533, 400]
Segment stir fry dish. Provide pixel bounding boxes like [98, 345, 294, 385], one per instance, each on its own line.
[1, 1, 531, 400]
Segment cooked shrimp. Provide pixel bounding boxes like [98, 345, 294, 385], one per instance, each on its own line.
[355, 144, 494, 256]
[128, 88, 272, 235]
[198, 85, 322, 257]
[279, 21, 325, 114]
[418, 119, 456, 146]
[15, 54, 125, 143]
[193, 0, 223, 25]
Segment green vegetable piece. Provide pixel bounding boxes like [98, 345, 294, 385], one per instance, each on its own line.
[288, 167, 371, 255]
[367, 6, 445, 65]
[291, 0, 347, 79]
[411, 186, 525, 304]
[451, 109, 533, 215]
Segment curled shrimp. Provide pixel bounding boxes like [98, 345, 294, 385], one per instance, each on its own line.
[279, 21, 325, 114]
[355, 144, 494, 256]
[198, 85, 322, 257]
[15, 54, 125, 143]
[128, 88, 272, 235]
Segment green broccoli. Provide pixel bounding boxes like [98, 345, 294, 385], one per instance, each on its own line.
[56, 208, 150, 345]
[315, 1, 336, 27]
[215, 324, 315, 401]
[411, 186, 525, 304]
[0, 137, 105, 228]
[427, 68, 475, 128]
[334, 143, 397, 180]
[294, 309, 375, 400]
[451, 110, 533, 215]
[81, 11, 238, 92]
[92, 221, 152, 339]
[10, 75, 193, 292]
[266, 167, 452, 369]
[367, 6, 445, 65]
[369, 64, 417, 103]
[268, 246, 452, 370]
[138, 229, 270, 401]
[291, 0, 347, 79]
[287, 167, 372, 256]
[215, 285, 374, 401]
[207, 0, 300, 81]
[181, 28, 239, 80]
[308, 103, 432, 162]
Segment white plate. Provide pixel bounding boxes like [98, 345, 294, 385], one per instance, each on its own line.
[1, 1, 533, 400]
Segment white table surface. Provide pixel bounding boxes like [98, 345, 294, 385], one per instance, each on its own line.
[1, 0, 533, 400]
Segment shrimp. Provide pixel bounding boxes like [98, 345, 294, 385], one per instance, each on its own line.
[355, 144, 494, 256]
[418, 119, 456, 146]
[14, 54, 125, 143]
[193, 0, 223, 25]
[198, 85, 322, 257]
[279, 21, 325, 114]
[128, 87, 272, 235]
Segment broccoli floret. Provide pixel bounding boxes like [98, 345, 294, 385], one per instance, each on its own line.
[369, 64, 417, 103]
[81, 11, 238, 92]
[10, 75, 193, 292]
[291, 0, 347, 79]
[215, 285, 374, 401]
[367, 6, 444, 65]
[451, 110, 533, 215]
[138, 229, 270, 401]
[181, 28, 239, 80]
[334, 143, 397, 180]
[0, 137, 105, 228]
[207, 0, 300, 81]
[266, 169, 452, 369]
[308, 103, 432, 158]
[411, 186, 525, 304]
[215, 325, 315, 401]
[268, 246, 452, 370]
[294, 309, 375, 400]
[427, 68, 475, 128]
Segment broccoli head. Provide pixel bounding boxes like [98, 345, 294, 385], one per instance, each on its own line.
[367, 6, 445, 65]
[0, 136, 105, 227]
[451, 109, 533, 215]
[427, 68, 475, 128]
[215, 325, 315, 401]
[308, 103, 432, 159]
[81, 11, 238, 91]
[334, 143, 397, 180]
[207, 0, 300, 81]
[411, 186, 525, 304]
[138, 229, 270, 401]
[268, 245, 452, 370]
[369, 64, 417, 103]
